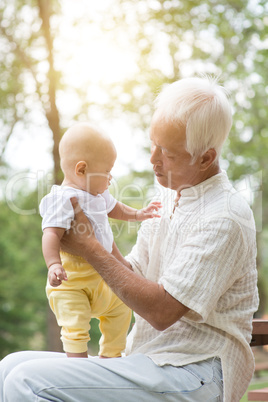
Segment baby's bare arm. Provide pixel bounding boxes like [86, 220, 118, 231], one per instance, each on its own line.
[42, 227, 68, 287]
[108, 201, 162, 222]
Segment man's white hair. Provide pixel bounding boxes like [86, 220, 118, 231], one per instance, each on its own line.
[154, 76, 232, 162]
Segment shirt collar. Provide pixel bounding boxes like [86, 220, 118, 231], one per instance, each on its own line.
[180, 170, 229, 200]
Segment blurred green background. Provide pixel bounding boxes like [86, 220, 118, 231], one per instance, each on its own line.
[0, 0, 267, 376]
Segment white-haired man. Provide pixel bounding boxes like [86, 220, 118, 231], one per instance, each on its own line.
[0, 77, 259, 402]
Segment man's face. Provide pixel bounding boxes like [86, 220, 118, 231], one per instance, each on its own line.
[150, 116, 202, 194]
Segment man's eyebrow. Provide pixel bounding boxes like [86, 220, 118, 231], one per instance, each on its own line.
[151, 141, 176, 154]
[164, 148, 177, 155]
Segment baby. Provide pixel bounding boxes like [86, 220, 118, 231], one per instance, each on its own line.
[39, 122, 161, 358]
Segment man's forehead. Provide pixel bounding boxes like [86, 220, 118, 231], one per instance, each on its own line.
[150, 117, 186, 148]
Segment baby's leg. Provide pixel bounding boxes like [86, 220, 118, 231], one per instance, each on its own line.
[47, 288, 92, 356]
[66, 351, 88, 358]
[98, 298, 132, 358]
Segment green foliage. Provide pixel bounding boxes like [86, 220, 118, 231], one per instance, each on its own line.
[0, 0, 268, 357]
[0, 190, 47, 358]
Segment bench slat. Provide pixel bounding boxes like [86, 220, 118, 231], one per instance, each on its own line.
[250, 320, 268, 347]
[248, 387, 268, 401]
[248, 320, 268, 401]
[252, 320, 268, 335]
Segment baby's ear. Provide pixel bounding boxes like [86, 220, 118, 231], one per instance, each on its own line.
[75, 161, 87, 176]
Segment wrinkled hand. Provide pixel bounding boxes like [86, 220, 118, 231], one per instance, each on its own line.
[60, 197, 97, 258]
[136, 201, 162, 221]
[48, 263, 68, 287]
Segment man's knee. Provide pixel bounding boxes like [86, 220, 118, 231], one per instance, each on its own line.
[4, 366, 34, 402]
[2, 354, 46, 402]
[0, 352, 26, 382]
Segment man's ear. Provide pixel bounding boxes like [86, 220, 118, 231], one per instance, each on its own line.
[200, 148, 217, 171]
[75, 161, 87, 176]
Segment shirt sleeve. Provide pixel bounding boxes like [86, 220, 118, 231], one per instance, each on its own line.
[39, 190, 74, 231]
[159, 217, 247, 322]
[102, 189, 117, 213]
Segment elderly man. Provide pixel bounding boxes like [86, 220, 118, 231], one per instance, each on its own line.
[0, 77, 258, 402]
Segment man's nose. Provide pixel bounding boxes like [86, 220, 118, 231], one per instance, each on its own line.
[150, 145, 161, 165]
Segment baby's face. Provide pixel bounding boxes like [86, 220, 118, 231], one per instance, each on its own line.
[83, 154, 116, 196]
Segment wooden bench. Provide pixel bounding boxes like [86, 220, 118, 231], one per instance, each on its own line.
[248, 319, 268, 401]
[250, 319, 268, 347]
[248, 388, 268, 401]
[254, 362, 268, 378]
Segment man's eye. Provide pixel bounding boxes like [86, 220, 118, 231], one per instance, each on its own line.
[163, 150, 174, 158]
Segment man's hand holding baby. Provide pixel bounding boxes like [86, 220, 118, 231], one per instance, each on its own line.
[61, 197, 99, 259]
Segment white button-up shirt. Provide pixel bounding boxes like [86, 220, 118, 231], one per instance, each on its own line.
[126, 171, 259, 402]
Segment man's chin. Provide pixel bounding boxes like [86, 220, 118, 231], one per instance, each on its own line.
[156, 176, 179, 192]
[156, 176, 168, 188]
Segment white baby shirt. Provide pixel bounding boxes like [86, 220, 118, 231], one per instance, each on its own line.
[39, 186, 117, 253]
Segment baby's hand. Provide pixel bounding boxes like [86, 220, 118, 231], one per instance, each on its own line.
[136, 201, 162, 221]
[48, 263, 68, 287]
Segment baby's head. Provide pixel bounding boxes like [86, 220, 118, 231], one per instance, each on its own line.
[59, 122, 117, 196]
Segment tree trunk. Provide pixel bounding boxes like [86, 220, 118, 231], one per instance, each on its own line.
[38, 0, 63, 352]
[38, 0, 62, 185]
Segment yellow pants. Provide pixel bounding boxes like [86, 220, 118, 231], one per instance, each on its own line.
[46, 251, 132, 357]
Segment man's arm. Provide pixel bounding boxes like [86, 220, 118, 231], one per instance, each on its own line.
[111, 241, 133, 270]
[61, 199, 189, 331]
